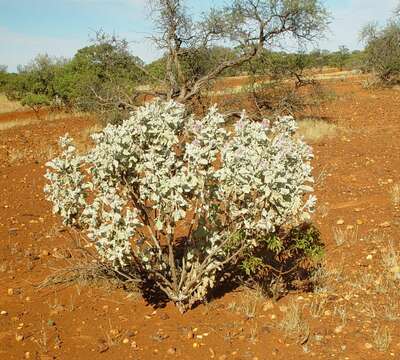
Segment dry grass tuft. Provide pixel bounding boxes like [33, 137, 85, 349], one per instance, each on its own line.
[332, 226, 358, 246]
[228, 287, 264, 319]
[308, 297, 327, 318]
[0, 111, 91, 132]
[297, 118, 338, 142]
[381, 240, 400, 280]
[0, 118, 36, 131]
[75, 122, 104, 153]
[6, 144, 57, 165]
[279, 301, 310, 344]
[389, 184, 400, 207]
[373, 326, 392, 352]
[37, 236, 139, 296]
[0, 94, 25, 113]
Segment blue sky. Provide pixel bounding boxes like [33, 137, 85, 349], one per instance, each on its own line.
[0, 0, 398, 71]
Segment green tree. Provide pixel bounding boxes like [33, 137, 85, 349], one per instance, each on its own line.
[329, 46, 350, 70]
[21, 93, 51, 116]
[150, 0, 329, 102]
[361, 20, 400, 84]
[58, 31, 148, 122]
[4, 54, 66, 104]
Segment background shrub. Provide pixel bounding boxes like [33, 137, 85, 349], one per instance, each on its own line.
[361, 20, 400, 84]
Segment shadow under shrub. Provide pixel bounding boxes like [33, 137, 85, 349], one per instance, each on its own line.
[44, 99, 318, 313]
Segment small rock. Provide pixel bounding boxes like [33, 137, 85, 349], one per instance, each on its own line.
[209, 348, 215, 358]
[1, 310, 7, 315]
[192, 342, 199, 348]
[167, 347, 176, 355]
[24, 352, 30, 359]
[356, 219, 363, 225]
[315, 335, 324, 342]
[365, 342, 373, 349]
[334, 325, 343, 334]
[7, 288, 13, 296]
[366, 254, 373, 260]
[337, 219, 345, 225]
[122, 338, 130, 344]
[187, 330, 194, 339]
[41, 250, 50, 256]
[218, 355, 227, 360]
[15, 334, 24, 342]
[126, 330, 136, 338]
[379, 222, 391, 228]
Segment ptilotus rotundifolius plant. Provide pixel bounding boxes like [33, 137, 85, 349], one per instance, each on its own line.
[44, 99, 316, 312]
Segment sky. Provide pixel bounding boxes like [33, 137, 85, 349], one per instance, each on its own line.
[0, 0, 398, 72]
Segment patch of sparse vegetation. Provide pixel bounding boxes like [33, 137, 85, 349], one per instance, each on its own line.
[279, 301, 310, 344]
[0, 93, 25, 113]
[381, 240, 400, 280]
[332, 226, 358, 246]
[297, 118, 338, 142]
[373, 326, 392, 352]
[389, 183, 400, 206]
[308, 297, 327, 318]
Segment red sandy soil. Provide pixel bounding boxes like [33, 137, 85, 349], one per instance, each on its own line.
[1, 79, 400, 359]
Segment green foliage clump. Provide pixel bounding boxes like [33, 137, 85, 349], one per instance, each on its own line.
[2, 32, 147, 123]
[59, 32, 147, 121]
[146, 47, 238, 85]
[361, 20, 400, 84]
[240, 224, 324, 295]
[0, 65, 8, 91]
[21, 93, 50, 113]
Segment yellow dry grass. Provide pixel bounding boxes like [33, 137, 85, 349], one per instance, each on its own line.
[75, 122, 104, 153]
[296, 118, 338, 142]
[0, 111, 90, 132]
[0, 94, 25, 113]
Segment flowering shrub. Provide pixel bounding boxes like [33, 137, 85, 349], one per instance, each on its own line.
[44, 99, 316, 312]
